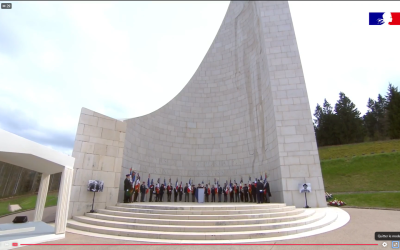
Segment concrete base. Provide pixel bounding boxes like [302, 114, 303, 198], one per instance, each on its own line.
[0, 222, 64, 249]
[67, 203, 349, 243]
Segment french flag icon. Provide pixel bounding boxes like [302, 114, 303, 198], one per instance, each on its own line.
[369, 12, 400, 25]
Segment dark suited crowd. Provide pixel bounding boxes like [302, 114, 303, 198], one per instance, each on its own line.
[124, 175, 271, 204]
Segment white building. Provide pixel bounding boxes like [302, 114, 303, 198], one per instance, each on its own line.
[0, 129, 74, 247]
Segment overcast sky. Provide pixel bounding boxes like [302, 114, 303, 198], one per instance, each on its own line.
[0, 1, 399, 156]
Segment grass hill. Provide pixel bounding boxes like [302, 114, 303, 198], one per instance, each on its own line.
[318, 139, 400, 161]
[319, 140, 400, 209]
[321, 152, 400, 192]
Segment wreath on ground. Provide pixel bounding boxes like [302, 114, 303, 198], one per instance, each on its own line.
[328, 199, 346, 206]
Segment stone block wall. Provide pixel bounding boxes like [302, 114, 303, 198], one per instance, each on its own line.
[120, 1, 326, 207]
[257, 1, 326, 207]
[70, 1, 326, 209]
[69, 108, 127, 218]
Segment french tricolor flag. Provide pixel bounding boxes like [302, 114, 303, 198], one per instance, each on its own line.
[369, 12, 400, 25]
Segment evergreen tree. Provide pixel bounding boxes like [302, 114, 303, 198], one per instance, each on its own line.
[314, 103, 322, 146]
[363, 95, 387, 140]
[313, 103, 323, 145]
[363, 98, 377, 138]
[385, 83, 400, 139]
[374, 94, 388, 139]
[313, 99, 340, 146]
[334, 92, 365, 144]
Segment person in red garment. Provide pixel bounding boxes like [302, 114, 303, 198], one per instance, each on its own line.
[134, 179, 140, 202]
[204, 184, 210, 202]
[184, 183, 189, 202]
[248, 181, 253, 202]
[167, 183, 172, 202]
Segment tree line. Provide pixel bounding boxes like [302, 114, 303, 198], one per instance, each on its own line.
[313, 83, 400, 147]
[0, 161, 62, 199]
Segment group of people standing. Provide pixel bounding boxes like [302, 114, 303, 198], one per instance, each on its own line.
[205, 179, 272, 204]
[124, 174, 272, 204]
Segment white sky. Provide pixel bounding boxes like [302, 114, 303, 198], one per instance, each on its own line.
[0, 1, 399, 155]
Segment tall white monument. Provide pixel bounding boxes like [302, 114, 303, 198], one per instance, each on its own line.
[69, 1, 326, 218]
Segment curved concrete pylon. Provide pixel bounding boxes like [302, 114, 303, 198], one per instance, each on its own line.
[70, 1, 326, 218]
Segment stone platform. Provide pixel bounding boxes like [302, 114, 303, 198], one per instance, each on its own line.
[67, 203, 349, 243]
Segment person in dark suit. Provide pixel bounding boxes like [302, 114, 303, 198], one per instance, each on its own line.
[124, 174, 132, 203]
[211, 185, 216, 202]
[223, 184, 228, 202]
[178, 184, 183, 201]
[149, 183, 154, 202]
[240, 183, 244, 202]
[174, 185, 178, 202]
[159, 184, 165, 202]
[256, 180, 264, 204]
[218, 185, 222, 202]
[167, 184, 172, 202]
[155, 183, 160, 202]
[192, 185, 196, 202]
[243, 184, 249, 202]
[205, 184, 210, 202]
[140, 182, 146, 202]
[249, 183, 253, 202]
[264, 181, 272, 203]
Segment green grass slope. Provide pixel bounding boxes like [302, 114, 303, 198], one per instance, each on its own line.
[321, 152, 400, 193]
[333, 193, 400, 209]
[0, 192, 58, 217]
[318, 139, 400, 160]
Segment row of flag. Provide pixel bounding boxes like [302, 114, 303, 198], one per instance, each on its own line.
[129, 170, 270, 196]
[130, 170, 268, 191]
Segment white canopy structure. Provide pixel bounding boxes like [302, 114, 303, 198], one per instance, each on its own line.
[0, 129, 74, 243]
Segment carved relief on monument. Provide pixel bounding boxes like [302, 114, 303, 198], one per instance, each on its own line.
[235, 2, 268, 175]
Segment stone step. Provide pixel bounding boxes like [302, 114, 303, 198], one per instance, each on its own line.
[92, 208, 313, 226]
[116, 203, 286, 211]
[95, 207, 305, 220]
[106, 205, 296, 215]
[73, 209, 323, 232]
[67, 210, 338, 240]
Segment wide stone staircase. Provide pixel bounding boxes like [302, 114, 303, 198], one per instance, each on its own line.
[67, 203, 340, 242]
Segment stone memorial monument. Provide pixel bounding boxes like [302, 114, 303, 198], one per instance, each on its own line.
[69, 0, 326, 219]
